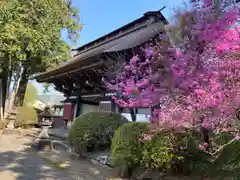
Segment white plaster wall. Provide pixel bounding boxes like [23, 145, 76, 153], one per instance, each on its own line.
[72, 103, 78, 120]
[80, 104, 99, 115]
[121, 113, 150, 122]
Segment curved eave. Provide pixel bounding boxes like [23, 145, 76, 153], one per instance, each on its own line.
[35, 21, 166, 82]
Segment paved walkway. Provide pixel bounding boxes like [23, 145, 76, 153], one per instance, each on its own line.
[49, 128, 68, 140]
[0, 129, 121, 180]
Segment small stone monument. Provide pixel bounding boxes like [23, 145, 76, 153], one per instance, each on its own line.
[33, 106, 53, 151]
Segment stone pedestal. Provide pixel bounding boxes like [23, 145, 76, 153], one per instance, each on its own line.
[34, 125, 52, 151]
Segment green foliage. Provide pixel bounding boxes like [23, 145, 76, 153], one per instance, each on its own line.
[68, 112, 128, 154]
[214, 132, 234, 146]
[180, 135, 212, 174]
[111, 124, 240, 178]
[0, 0, 81, 73]
[15, 83, 38, 128]
[111, 123, 186, 177]
[15, 106, 37, 128]
[214, 140, 240, 178]
[140, 133, 184, 171]
[111, 122, 148, 169]
[179, 132, 240, 178]
[22, 82, 38, 105]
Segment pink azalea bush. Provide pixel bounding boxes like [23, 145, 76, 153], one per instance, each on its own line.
[107, 0, 240, 168]
[108, 1, 239, 123]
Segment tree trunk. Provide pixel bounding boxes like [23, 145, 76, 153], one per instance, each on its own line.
[1, 76, 7, 117]
[14, 68, 29, 107]
[3, 56, 12, 118]
[2, 69, 9, 118]
[6, 68, 22, 116]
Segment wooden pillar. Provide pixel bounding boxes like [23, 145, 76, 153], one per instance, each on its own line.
[130, 108, 136, 122]
[118, 106, 123, 113]
[75, 95, 82, 118]
[110, 98, 117, 112]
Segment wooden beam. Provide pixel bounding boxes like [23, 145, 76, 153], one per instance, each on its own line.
[80, 100, 99, 106]
[41, 61, 104, 81]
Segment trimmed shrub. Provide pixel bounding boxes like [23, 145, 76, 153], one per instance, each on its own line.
[111, 124, 191, 176]
[110, 122, 148, 177]
[140, 132, 182, 172]
[68, 112, 128, 154]
[111, 123, 240, 179]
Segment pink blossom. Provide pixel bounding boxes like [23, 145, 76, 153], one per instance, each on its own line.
[123, 92, 128, 96]
[142, 133, 152, 141]
[149, 116, 158, 123]
[125, 65, 131, 71]
[202, 119, 210, 129]
[106, 0, 240, 134]
[216, 43, 231, 54]
[194, 89, 206, 96]
[130, 56, 139, 64]
[175, 48, 182, 57]
[199, 145, 205, 150]
[235, 135, 240, 140]
[136, 79, 150, 88]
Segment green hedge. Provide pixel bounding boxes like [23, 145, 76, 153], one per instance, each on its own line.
[111, 123, 240, 178]
[111, 123, 188, 176]
[110, 122, 148, 177]
[68, 112, 128, 154]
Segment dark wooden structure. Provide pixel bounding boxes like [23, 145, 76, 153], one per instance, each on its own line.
[35, 10, 168, 121]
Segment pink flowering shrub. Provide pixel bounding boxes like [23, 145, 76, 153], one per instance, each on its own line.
[107, 0, 240, 176]
[108, 0, 240, 176]
[107, 0, 239, 141]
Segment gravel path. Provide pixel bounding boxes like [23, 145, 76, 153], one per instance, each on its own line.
[0, 130, 120, 180]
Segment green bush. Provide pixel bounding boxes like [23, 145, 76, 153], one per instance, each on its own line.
[111, 124, 190, 176]
[68, 112, 128, 154]
[15, 106, 38, 128]
[110, 122, 148, 176]
[140, 132, 184, 172]
[111, 122, 240, 179]
[15, 82, 38, 128]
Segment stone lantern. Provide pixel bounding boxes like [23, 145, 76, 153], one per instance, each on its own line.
[33, 106, 54, 151]
[38, 106, 53, 126]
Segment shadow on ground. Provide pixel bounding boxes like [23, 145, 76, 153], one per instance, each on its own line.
[0, 145, 75, 180]
[0, 133, 120, 180]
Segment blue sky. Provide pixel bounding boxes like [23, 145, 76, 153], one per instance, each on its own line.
[32, 0, 185, 95]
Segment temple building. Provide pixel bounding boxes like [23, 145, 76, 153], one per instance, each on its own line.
[34, 9, 168, 122]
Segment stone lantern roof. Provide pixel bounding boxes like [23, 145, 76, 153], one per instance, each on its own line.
[39, 107, 53, 118]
